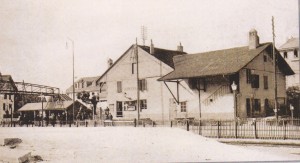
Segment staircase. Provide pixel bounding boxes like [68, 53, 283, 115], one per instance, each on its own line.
[202, 85, 231, 106]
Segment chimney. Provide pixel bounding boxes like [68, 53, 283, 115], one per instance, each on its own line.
[107, 58, 113, 68]
[249, 29, 260, 49]
[177, 42, 183, 52]
[150, 39, 155, 54]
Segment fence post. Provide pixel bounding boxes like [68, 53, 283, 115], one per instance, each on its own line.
[199, 120, 202, 135]
[171, 121, 173, 128]
[134, 118, 137, 127]
[254, 120, 257, 139]
[69, 121, 71, 127]
[86, 121, 88, 127]
[94, 121, 96, 127]
[217, 121, 220, 139]
[187, 121, 189, 131]
[283, 120, 286, 140]
[235, 120, 238, 139]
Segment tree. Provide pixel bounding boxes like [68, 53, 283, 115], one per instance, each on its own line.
[286, 86, 300, 118]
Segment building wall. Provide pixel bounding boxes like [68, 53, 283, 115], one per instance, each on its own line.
[279, 49, 299, 87]
[239, 50, 286, 118]
[98, 46, 175, 121]
[0, 94, 15, 120]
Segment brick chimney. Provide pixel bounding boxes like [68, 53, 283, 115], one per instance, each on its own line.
[107, 58, 113, 68]
[150, 39, 155, 54]
[249, 29, 260, 49]
[177, 42, 183, 52]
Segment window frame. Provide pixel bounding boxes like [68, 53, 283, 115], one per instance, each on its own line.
[117, 81, 122, 93]
[294, 50, 298, 58]
[139, 79, 147, 91]
[263, 76, 268, 89]
[251, 74, 259, 89]
[180, 101, 187, 112]
[140, 99, 147, 110]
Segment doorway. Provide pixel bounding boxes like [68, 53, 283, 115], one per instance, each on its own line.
[116, 101, 123, 117]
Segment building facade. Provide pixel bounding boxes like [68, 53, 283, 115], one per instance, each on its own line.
[278, 37, 299, 87]
[160, 29, 294, 120]
[95, 41, 186, 121]
[66, 76, 100, 100]
[0, 75, 17, 121]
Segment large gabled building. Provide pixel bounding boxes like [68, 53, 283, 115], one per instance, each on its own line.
[95, 41, 186, 121]
[160, 29, 294, 120]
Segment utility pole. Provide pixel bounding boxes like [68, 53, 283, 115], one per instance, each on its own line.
[272, 16, 278, 120]
[135, 38, 140, 126]
[67, 37, 75, 123]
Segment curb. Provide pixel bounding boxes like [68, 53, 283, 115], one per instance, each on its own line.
[217, 139, 300, 146]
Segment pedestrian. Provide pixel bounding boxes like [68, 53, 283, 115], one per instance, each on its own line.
[108, 113, 113, 120]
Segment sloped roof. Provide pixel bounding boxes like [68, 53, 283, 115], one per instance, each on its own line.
[18, 101, 74, 111]
[0, 75, 18, 91]
[279, 37, 299, 50]
[159, 43, 294, 81]
[139, 46, 186, 68]
[95, 44, 186, 83]
[66, 76, 100, 93]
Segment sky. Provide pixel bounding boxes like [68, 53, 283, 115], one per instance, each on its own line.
[0, 0, 298, 92]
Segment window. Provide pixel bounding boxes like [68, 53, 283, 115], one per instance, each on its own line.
[294, 50, 298, 58]
[86, 81, 92, 87]
[139, 79, 147, 91]
[100, 82, 107, 93]
[253, 99, 261, 112]
[284, 52, 287, 59]
[246, 69, 251, 84]
[246, 98, 251, 117]
[251, 74, 259, 88]
[117, 81, 122, 93]
[263, 55, 267, 62]
[263, 76, 268, 89]
[132, 63, 136, 74]
[9, 104, 12, 110]
[140, 100, 147, 110]
[180, 101, 187, 112]
[4, 94, 7, 99]
[3, 104, 5, 111]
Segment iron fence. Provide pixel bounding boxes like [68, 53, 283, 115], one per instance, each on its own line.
[172, 118, 300, 140]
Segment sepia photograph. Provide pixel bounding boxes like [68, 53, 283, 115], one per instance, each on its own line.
[0, 0, 299, 162]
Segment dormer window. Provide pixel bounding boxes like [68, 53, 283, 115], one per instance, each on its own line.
[294, 50, 298, 58]
[283, 52, 287, 59]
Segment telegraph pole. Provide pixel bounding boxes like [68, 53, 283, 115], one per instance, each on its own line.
[272, 16, 278, 120]
[135, 38, 140, 126]
[67, 37, 75, 123]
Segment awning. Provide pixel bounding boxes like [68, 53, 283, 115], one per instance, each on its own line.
[18, 101, 74, 112]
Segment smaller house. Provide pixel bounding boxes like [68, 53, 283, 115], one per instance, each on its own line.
[159, 29, 294, 120]
[278, 37, 299, 87]
[0, 74, 18, 121]
[66, 76, 100, 100]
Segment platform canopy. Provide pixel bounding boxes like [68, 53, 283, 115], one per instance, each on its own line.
[18, 101, 72, 111]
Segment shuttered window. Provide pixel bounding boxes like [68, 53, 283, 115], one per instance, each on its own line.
[117, 81, 122, 93]
[139, 79, 147, 91]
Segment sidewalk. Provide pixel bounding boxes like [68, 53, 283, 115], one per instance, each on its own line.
[217, 138, 300, 146]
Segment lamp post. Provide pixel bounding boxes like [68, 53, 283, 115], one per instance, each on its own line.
[38, 94, 45, 127]
[290, 104, 294, 125]
[231, 81, 238, 138]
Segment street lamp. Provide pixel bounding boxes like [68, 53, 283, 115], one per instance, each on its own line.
[231, 81, 238, 119]
[231, 81, 238, 139]
[38, 94, 45, 127]
[290, 104, 294, 125]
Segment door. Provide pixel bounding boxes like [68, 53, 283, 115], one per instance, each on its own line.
[116, 101, 123, 117]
